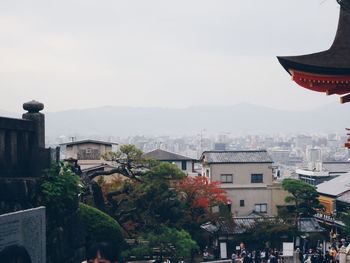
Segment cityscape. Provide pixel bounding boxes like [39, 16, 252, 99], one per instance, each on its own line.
[1, 0, 350, 263]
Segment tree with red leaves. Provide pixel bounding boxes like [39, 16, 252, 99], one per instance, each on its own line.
[175, 176, 230, 224]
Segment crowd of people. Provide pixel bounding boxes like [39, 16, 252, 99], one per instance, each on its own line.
[298, 238, 348, 263]
[230, 249, 283, 263]
[223, 238, 350, 263]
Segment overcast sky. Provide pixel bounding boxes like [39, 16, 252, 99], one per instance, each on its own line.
[0, 0, 343, 113]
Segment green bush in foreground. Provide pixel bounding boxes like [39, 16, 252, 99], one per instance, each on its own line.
[78, 203, 125, 255]
[123, 226, 198, 262]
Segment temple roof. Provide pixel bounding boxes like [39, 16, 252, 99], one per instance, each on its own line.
[201, 150, 273, 164]
[278, 2, 350, 75]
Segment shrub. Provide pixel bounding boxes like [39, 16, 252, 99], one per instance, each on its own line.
[78, 203, 124, 255]
[40, 163, 82, 220]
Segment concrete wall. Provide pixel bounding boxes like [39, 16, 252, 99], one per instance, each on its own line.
[203, 162, 287, 216]
[66, 143, 112, 160]
[209, 163, 273, 185]
[270, 182, 289, 216]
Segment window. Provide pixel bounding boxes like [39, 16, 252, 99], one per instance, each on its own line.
[255, 203, 267, 213]
[181, 161, 187, 171]
[240, 200, 245, 207]
[251, 174, 263, 183]
[220, 174, 233, 183]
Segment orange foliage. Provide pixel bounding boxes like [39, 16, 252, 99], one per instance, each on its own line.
[175, 176, 229, 210]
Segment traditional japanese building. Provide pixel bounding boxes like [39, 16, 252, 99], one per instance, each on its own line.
[278, 0, 350, 103]
[278, 0, 350, 148]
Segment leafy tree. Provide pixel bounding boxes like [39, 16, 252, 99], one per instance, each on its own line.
[107, 163, 186, 235]
[239, 217, 295, 249]
[175, 176, 230, 223]
[282, 178, 323, 226]
[39, 162, 84, 262]
[123, 226, 198, 262]
[174, 176, 231, 251]
[78, 203, 124, 256]
[339, 210, 350, 238]
[99, 144, 150, 180]
[146, 162, 186, 180]
[40, 162, 82, 220]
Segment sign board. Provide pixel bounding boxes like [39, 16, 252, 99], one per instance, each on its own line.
[0, 207, 46, 263]
[283, 242, 294, 257]
[220, 242, 227, 259]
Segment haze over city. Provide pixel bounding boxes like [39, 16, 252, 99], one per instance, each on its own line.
[0, 0, 343, 113]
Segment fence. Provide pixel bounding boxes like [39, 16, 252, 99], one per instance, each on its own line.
[0, 102, 51, 178]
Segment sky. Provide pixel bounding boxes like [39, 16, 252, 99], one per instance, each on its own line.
[0, 0, 343, 113]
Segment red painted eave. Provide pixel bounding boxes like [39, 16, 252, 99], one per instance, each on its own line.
[290, 70, 350, 103]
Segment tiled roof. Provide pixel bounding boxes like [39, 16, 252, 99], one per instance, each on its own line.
[201, 150, 273, 164]
[201, 217, 323, 236]
[60, 139, 117, 146]
[336, 190, 350, 204]
[143, 149, 195, 161]
[298, 218, 324, 233]
[323, 162, 350, 173]
[317, 172, 350, 196]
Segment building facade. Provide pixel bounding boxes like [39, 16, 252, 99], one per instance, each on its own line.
[60, 139, 117, 170]
[200, 150, 287, 216]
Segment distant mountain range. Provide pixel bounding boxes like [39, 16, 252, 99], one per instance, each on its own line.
[1, 103, 350, 137]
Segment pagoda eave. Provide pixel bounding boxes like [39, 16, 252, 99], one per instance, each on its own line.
[288, 70, 350, 103]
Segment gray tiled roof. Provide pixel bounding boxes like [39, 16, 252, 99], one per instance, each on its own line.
[201, 150, 273, 164]
[60, 139, 117, 146]
[143, 149, 195, 161]
[201, 217, 324, 236]
[323, 162, 350, 173]
[336, 190, 350, 204]
[317, 172, 350, 196]
[298, 218, 324, 233]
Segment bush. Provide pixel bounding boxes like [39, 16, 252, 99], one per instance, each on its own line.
[40, 163, 82, 220]
[123, 226, 198, 262]
[78, 203, 125, 255]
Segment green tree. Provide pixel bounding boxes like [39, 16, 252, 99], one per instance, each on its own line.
[147, 162, 186, 180]
[101, 144, 151, 180]
[339, 210, 350, 238]
[123, 226, 198, 262]
[39, 162, 84, 262]
[239, 217, 295, 249]
[78, 203, 124, 256]
[40, 162, 82, 221]
[109, 163, 186, 235]
[282, 178, 323, 226]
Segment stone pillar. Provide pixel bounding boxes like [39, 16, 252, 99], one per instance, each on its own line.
[339, 246, 347, 263]
[22, 100, 45, 148]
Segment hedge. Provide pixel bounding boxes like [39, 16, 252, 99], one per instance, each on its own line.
[78, 203, 124, 255]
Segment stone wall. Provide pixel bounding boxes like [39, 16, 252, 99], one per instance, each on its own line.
[0, 101, 52, 213]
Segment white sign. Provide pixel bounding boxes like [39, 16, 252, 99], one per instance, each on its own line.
[220, 242, 227, 259]
[283, 242, 294, 257]
[0, 207, 46, 263]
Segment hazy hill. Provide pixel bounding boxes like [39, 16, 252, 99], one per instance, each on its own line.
[39, 103, 350, 137]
